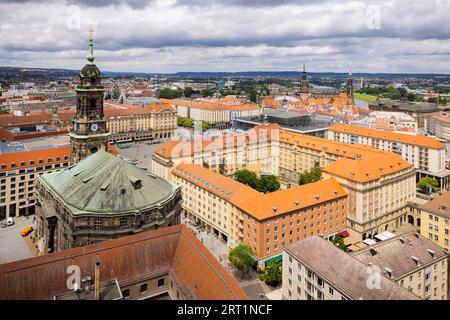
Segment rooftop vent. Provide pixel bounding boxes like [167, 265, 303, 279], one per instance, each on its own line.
[272, 207, 278, 212]
[384, 267, 394, 278]
[427, 249, 436, 259]
[120, 188, 126, 195]
[411, 256, 421, 266]
[129, 176, 142, 190]
[73, 169, 85, 177]
[370, 248, 377, 256]
[100, 180, 110, 191]
[82, 176, 94, 183]
[294, 201, 300, 206]
[399, 238, 405, 244]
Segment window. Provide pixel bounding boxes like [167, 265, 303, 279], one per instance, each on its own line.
[158, 278, 165, 287]
[120, 217, 128, 228]
[140, 284, 148, 293]
[94, 218, 102, 230]
[122, 289, 130, 298]
[329, 287, 334, 295]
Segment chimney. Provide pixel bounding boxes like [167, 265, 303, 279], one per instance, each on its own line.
[95, 254, 101, 300]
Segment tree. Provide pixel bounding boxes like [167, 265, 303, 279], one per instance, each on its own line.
[256, 175, 280, 193]
[184, 87, 194, 98]
[263, 259, 282, 286]
[201, 89, 213, 97]
[417, 177, 439, 194]
[159, 88, 182, 99]
[235, 170, 258, 189]
[298, 168, 322, 185]
[229, 244, 256, 278]
[331, 235, 348, 252]
[177, 117, 194, 128]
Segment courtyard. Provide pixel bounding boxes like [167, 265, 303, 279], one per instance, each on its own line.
[182, 218, 278, 300]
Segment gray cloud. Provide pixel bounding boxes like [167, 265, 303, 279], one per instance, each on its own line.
[0, 0, 449, 73]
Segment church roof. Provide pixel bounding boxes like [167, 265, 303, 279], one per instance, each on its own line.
[38, 150, 179, 214]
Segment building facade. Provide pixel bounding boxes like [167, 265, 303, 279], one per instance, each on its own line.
[352, 232, 448, 300]
[172, 163, 347, 267]
[322, 153, 416, 242]
[159, 97, 261, 129]
[420, 191, 450, 251]
[152, 123, 280, 181]
[0, 147, 70, 219]
[282, 236, 418, 300]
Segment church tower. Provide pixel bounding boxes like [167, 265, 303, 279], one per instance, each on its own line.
[70, 31, 110, 164]
[299, 63, 310, 99]
[346, 68, 354, 100]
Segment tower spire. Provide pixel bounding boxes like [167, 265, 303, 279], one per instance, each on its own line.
[87, 29, 95, 65]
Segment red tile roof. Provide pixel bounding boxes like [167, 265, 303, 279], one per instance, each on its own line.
[0, 225, 247, 300]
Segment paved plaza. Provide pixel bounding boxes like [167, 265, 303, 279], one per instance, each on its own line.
[117, 141, 166, 170]
[0, 215, 36, 264]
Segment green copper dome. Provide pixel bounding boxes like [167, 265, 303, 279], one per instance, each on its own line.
[38, 151, 179, 214]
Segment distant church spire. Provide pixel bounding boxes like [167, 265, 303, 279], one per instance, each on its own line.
[300, 63, 310, 97]
[346, 68, 354, 100]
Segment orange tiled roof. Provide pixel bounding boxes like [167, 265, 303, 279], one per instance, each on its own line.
[148, 103, 175, 112]
[0, 146, 70, 171]
[238, 178, 347, 220]
[329, 124, 445, 149]
[279, 130, 386, 159]
[323, 153, 413, 183]
[155, 123, 280, 159]
[173, 163, 347, 220]
[159, 98, 260, 111]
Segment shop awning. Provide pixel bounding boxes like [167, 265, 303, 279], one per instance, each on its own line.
[339, 231, 350, 238]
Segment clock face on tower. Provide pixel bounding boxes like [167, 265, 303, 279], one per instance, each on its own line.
[91, 124, 99, 132]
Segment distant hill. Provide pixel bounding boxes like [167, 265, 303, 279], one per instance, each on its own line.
[1, 66, 449, 82]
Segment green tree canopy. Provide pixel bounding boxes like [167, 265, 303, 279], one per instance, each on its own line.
[256, 175, 280, 193]
[331, 235, 348, 252]
[417, 177, 439, 194]
[234, 170, 280, 193]
[298, 167, 322, 185]
[235, 170, 258, 189]
[263, 259, 282, 286]
[159, 88, 182, 99]
[228, 244, 256, 278]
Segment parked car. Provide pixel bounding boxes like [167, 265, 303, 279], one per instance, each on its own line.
[20, 226, 34, 237]
[0, 221, 6, 228]
[6, 217, 14, 226]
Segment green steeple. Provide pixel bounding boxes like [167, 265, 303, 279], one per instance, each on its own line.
[86, 30, 95, 65]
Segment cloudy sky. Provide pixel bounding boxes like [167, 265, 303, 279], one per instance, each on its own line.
[0, 0, 450, 73]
